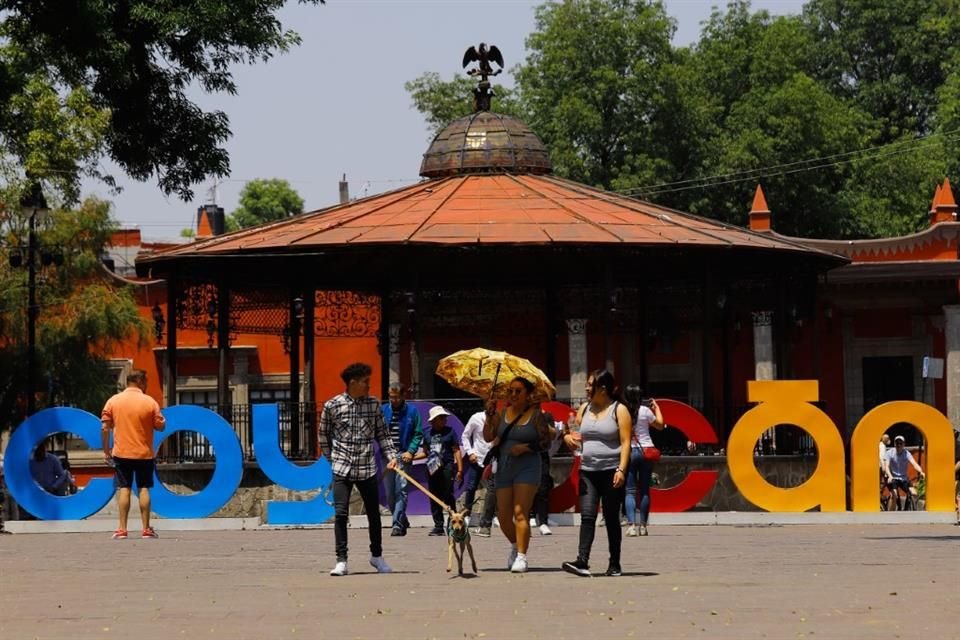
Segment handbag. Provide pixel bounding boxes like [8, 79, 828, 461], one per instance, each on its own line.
[640, 445, 661, 463]
[482, 411, 524, 466]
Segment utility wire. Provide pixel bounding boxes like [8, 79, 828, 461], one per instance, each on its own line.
[620, 127, 960, 198]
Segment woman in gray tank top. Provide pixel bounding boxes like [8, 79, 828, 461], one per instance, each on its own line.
[561, 369, 632, 577]
[483, 376, 552, 573]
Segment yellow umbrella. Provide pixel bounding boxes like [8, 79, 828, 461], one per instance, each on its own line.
[435, 347, 556, 402]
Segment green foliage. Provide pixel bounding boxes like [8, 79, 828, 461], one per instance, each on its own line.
[406, 0, 960, 239]
[0, 198, 147, 427]
[0, 0, 325, 200]
[404, 72, 526, 136]
[227, 178, 305, 231]
[517, 0, 678, 189]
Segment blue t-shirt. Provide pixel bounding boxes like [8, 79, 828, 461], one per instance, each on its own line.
[423, 426, 459, 474]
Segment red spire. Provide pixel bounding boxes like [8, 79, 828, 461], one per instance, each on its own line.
[749, 184, 772, 232]
[931, 183, 942, 212]
[931, 178, 957, 225]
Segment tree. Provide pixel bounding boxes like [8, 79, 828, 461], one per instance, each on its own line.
[404, 0, 956, 239]
[226, 178, 304, 231]
[404, 73, 526, 136]
[0, 0, 325, 201]
[516, 0, 680, 190]
[0, 198, 148, 427]
[803, 0, 960, 141]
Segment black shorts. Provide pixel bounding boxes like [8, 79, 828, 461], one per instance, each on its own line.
[886, 478, 910, 492]
[113, 457, 155, 489]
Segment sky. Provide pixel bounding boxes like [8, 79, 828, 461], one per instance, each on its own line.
[83, 0, 806, 241]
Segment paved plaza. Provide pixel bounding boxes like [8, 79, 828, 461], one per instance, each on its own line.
[1, 523, 956, 639]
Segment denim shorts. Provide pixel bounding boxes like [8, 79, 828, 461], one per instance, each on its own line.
[495, 452, 541, 489]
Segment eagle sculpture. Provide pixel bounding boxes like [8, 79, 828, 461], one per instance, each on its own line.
[462, 43, 504, 81]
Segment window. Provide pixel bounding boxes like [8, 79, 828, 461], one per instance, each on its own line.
[250, 388, 292, 404]
[179, 390, 218, 406]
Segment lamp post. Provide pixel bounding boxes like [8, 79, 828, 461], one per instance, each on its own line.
[20, 182, 49, 416]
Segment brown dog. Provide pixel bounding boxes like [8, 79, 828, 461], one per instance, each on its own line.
[446, 510, 478, 576]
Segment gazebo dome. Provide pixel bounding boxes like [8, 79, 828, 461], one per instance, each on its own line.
[419, 111, 553, 178]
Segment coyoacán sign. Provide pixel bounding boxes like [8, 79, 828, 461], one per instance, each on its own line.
[3, 381, 956, 523]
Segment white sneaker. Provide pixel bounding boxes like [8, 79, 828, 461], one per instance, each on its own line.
[539, 523, 552, 536]
[507, 545, 518, 570]
[493, 517, 500, 528]
[330, 561, 348, 576]
[464, 515, 471, 527]
[529, 517, 537, 528]
[369, 556, 392, 573]
[626, 525, 639, 537]
[510, 553, 528, 573]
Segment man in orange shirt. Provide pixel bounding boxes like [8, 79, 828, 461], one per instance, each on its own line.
[101, 370, 165, 539]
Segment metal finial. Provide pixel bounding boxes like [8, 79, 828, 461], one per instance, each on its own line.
[462, 43, 504, 112]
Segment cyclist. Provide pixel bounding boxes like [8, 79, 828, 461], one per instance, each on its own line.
[882, 435, 925, 510]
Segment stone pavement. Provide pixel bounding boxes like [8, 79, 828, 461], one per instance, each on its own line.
[1, 523, 956, 639]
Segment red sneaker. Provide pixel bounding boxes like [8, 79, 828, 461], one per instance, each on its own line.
[112, 529, 128, 539]
[141, 527, 158, 539]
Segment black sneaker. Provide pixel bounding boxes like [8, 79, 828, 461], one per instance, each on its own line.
[390, 527, 405, 537]
[562, 559, 591, 577]
[428, 527, 444, 536]
[605, 564, 622, 577]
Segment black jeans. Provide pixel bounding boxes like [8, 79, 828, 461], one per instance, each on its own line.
[530, 452, 553, 524]
[427, 466, 455, 529]
[577, 468, 625, 566]
[333, 474, 382, 562]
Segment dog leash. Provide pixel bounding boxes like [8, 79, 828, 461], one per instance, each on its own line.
[391, 465, 454, 514]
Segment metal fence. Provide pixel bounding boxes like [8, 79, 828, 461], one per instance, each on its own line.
[155, 402, 319, 464]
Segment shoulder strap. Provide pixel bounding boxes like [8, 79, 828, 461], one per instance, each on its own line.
[499, 410, 525, 443]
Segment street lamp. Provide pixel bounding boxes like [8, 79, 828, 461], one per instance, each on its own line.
[19, 182, 49, 416]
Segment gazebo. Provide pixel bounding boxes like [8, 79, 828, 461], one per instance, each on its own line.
[137, 57, 846, 447]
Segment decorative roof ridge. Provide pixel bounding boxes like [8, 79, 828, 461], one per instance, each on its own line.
[773, 222, 960, 258]
[538, 175, 845, 259]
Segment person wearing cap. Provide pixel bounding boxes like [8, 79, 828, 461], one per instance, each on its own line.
[882, 435, 925, 511]
[422, 405, 463, 536]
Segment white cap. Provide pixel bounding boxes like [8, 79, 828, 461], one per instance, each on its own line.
[428, 406, 452, 422]
[894, 435, 905, 443]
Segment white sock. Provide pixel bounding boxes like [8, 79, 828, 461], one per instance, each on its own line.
[516, 552, 526, 560]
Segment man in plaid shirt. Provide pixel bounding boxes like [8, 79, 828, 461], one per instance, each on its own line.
[320, 362, 398, 576]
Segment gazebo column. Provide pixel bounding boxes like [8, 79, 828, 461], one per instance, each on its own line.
[165, 274, 178, 408]
[408, 290, 420, 398]
[544, 288, 558, 384]
[943, 305, 960, 430]
[388, 324, 401, 387]
[701, 270, 715, 425]
[567, 319, 588, 405]
[378, 291, 391, 400]
[216, 280, 231, 411]
[720, 296, 733, 440]
[752, 309, 776, 454]
[288, 290, 301, 455]
[303, 289, 315, 405]
[638, 287, 649, 390]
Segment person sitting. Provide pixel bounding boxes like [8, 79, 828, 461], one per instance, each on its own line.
[29, 441, 75, 496]
[882, 435, 925, 510]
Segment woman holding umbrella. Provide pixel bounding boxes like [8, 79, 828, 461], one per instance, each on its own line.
[483, 376, 553, 573]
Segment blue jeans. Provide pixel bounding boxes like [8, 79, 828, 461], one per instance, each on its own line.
[462, 460, 485, 514]
[383, 461, 411, 531]
[625, 447, 652, 525]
